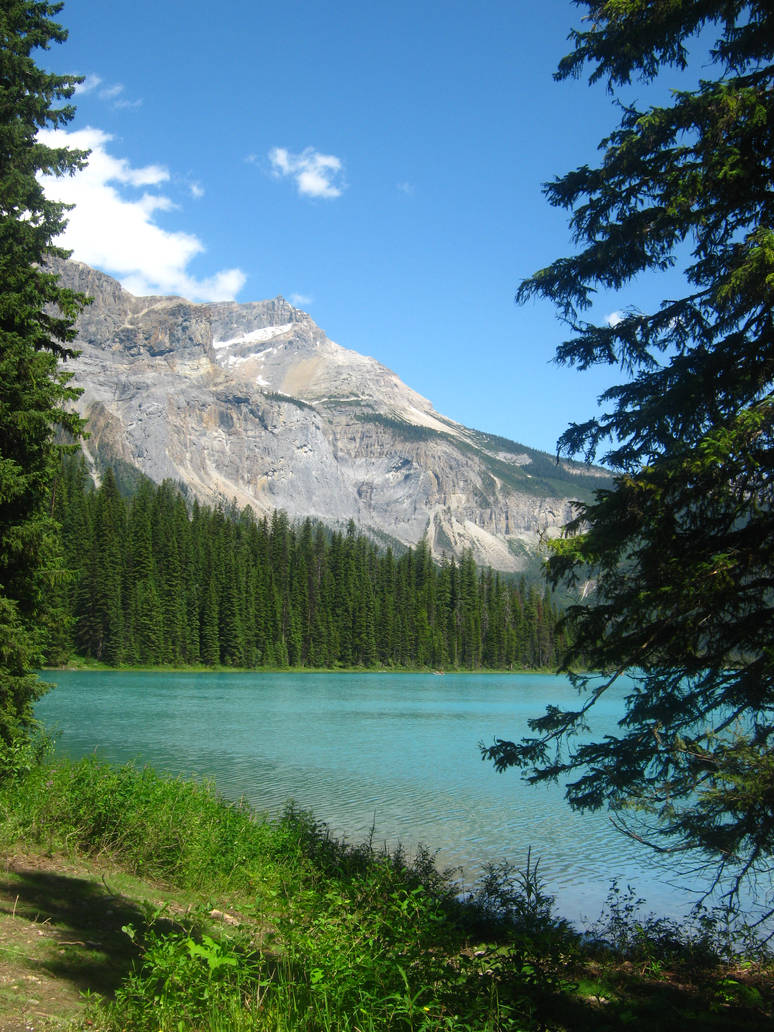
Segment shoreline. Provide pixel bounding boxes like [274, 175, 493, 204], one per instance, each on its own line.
[43, 661, 565, 676]
[1, 757, 770, 1031]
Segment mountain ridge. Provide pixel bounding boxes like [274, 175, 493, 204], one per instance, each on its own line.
[56, 259, 606, 572]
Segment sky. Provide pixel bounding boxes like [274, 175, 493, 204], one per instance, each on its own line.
[39, 0, 703, 456]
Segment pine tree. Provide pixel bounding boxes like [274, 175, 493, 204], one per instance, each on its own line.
[151, 482, 189, 664]
[130, 578, 164, 665]
[484, 1, 774, 900]
[54, 453, 566, 675]
[0, 1, 88, 770]
[457, 550, 480, 669]
[90, 468, 125, 664]
[41, 452, 87, 664]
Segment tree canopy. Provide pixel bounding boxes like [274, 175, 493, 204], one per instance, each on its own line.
[0, 0, 87, 773]
[483, 1, 774, 912]
[49, 457, 567, 673]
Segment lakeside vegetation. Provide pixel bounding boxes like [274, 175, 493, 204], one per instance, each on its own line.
[1, 754, 771, 1031]
[45, 456, 567, 673]
[1, 4, 772, 1029]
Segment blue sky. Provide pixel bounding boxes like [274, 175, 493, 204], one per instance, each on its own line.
[41, 0, 698, 455]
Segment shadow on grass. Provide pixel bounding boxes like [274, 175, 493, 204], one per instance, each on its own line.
[542, 952, 772, 1032]
[0, 863, 179, 1000]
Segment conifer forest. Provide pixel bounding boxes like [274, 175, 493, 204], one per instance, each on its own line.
[47, 458, 566, 671]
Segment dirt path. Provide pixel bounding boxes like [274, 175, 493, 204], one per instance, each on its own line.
[0, 850, 184, 1032]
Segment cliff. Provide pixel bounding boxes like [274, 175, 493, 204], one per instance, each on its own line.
[57, 260, 606, 572]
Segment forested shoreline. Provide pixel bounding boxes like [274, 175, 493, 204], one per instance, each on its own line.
[46, 457, 566, 671]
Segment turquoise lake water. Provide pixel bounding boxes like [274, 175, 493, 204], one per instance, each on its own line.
[36, 669, 721, 925]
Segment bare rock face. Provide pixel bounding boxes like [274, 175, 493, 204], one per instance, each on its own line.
[57, 260, 605, 572]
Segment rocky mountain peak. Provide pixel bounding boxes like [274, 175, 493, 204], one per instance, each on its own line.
[56, 260, 606, 572]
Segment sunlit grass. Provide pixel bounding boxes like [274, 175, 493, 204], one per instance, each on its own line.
[0, 756, 771, 1031]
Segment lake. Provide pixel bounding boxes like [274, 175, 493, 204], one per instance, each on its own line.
[36, 669, 714, 926]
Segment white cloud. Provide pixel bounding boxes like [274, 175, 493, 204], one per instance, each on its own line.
[98, 82, 142, 108]
[74, 75, 141, 109]
[605, 311, 624, 327]
[99, 83, 124, 101]
[75, 74, 102, 95]
[289, 292, 313, 307]
[396, 181, 415, 195]
[113, 96, 143, 111]
[37, 127, 246, 302]
[269, 146, 345, 199]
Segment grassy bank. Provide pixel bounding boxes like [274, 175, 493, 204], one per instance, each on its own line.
[0, 757, 771, 1031]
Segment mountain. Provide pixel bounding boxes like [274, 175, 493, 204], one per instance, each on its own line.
[56, 260, 607, 572]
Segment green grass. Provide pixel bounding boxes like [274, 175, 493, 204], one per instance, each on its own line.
[0, 756, 771, 1031]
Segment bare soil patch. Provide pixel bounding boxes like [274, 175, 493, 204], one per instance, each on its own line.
[0, 850, 185, 1032]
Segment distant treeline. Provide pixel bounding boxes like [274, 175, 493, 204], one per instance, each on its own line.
[46, 458, 567, 670]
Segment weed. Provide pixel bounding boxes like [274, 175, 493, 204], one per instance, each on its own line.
[2, 758, 772, 1032]
[467, 847, 571, 937]
[591, 880, 772, 971]
[92, 914, 265, 1032]
[0, 756, 277, 894]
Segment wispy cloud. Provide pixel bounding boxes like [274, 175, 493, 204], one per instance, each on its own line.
[37, 127, 245, 302]
[113, 96, 143, 111]
[98, 83, 124, 101]
[74, 74, 102, 95]
[605, 311, 624, 327]
[74, 74, 141, 110]
[268, 146, 345, 199]
[289, 292, 313, 307]
[396, 181, 415, 196]
[101, 83, 143, 110]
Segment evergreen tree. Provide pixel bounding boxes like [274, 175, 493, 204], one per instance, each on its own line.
[0, 1, 87, 769]
[457, 550, 481, 669]
[43, 453, 86, 664]
[218, 521, 245, 667]
[56, 457, 565, 676]
[152, 482, 189, 663]
[199, 576, 220, 667]
[130, 578, 164, 665]
[126, 481, 155, 583]
[85, 469, 125, 663]
[484, 1, 774, 900]
[443, 555, 460, 667]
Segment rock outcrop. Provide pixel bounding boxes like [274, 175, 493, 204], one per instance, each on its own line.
[57, 260, 606, 572]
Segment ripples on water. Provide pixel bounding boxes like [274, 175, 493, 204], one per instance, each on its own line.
[36, 670, 717, 925]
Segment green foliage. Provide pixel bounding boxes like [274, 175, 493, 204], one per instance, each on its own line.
[52, 457, 567, 671]
[483, 2, 774, 910]
[3, 757, 771, 1031]
[108, 923, 263, 1032]
[264, 390, 316, 411]
[3, 756, 275, 892]
[589, 880, 763, 967]
[0, 0, 88, 774]
[0, 759, 558, 1030]
[468, 849, 570, 938]
[469, 434, 607, 501]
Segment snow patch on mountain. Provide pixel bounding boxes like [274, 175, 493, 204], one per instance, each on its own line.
[213, 323, 294, 350]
